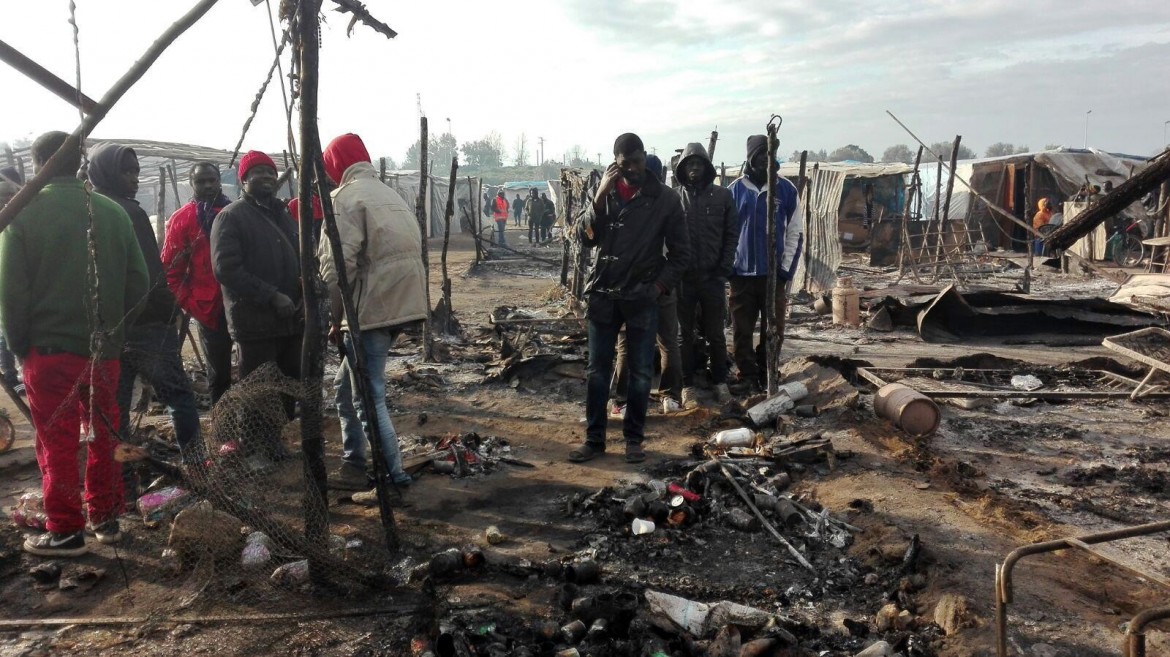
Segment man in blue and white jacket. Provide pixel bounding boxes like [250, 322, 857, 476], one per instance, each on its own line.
[728, 134, 804, 390]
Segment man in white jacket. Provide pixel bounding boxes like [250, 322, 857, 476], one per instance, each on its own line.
[319, 133, 428, 496]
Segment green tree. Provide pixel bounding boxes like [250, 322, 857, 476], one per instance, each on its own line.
[827, 144, 874, 163]
[928, 141, 976, 162]
[402, 133, 458, 171]
[985, 142, 1030, 158]
[459, 134, 504, 168]
[881, 144, 915, 164]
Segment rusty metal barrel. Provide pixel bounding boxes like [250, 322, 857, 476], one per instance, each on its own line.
[874, 383, 940, 437]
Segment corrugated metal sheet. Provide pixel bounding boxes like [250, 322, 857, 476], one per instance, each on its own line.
[793, 168, 846, 294]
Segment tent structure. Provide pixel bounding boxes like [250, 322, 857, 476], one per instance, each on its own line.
[383, 170, 485, 238]
[782, 161, 913, 294]
[914, 147, 1151, 253]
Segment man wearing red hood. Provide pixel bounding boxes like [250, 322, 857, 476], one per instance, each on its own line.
[320, 134, 427, 497]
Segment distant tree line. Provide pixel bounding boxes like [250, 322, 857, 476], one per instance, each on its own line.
[785, 141, 1041, 166]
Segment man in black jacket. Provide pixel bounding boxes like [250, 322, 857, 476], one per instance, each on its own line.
[211, 151, 303, 446]
[89, 143, 202, 466]
[674, 143, 738, 407]
[569, 133, 690, 464]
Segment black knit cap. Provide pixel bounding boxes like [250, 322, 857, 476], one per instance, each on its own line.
[613, 133, 644, 157]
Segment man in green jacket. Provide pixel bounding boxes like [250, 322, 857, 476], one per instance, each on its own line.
[0, 131, 150, 557]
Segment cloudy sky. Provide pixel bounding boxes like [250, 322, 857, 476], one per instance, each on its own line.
[2, 0, 1168, 168]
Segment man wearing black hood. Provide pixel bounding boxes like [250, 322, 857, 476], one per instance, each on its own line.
[674, 143, 738, 406]
[89, 143, 202, 466]
[570, 133, 689, 464]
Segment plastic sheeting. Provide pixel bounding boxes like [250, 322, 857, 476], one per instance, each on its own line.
[383, 170, 483, 238]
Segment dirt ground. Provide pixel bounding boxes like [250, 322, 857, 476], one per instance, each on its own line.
[1, 227, 1168, 657]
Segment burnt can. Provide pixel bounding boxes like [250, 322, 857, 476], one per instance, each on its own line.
[585, 618, 609, 642]
[623, 495, 648, 519]
[727, 507, 759, 532]
[559, 619, 587, 644]
[647, 500, 670, 524]
[564, 560, 600, 584]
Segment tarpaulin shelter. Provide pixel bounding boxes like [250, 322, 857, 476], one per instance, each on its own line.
[914, 148, 1150, 253]
[382, 170, 484, 238]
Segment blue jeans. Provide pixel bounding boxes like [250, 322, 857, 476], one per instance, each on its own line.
[116, 323, 202, 463]
[586, 300, 659, 447]
[334, 328, 409, 484]
[495, 221, 507, 246]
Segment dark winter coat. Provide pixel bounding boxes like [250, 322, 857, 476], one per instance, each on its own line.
[89, 144, 178, 327]
[673, 142, 738, 283]
[210, 194, 303, 341]
[577, 173, 690, 321]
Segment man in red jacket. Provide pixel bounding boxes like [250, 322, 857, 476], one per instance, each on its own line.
[491, 189, 510, 245]
[161, 162, 234, 403]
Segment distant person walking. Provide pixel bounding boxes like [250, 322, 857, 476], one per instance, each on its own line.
[524, 189, 543, 244]
[511, 193, 524, 227]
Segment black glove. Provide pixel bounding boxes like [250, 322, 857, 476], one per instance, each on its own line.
[272, 292, 297, 319]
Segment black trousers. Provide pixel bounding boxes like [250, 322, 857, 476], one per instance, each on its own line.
[679, 277, 729, 385]
[197, 316, 234, 404]
[238, 334, 302, 420]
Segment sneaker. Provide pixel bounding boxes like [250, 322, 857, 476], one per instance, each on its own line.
[714, 383, 732, 404]
[351, 487, 411, 508]
[681, 386, 699, 409]
[330, 463, 370, 491]
[662, 397, 682, 414]
[90, 520, 122, 545]
[23, 531, 87, 557]
[609, 402, 626, 420]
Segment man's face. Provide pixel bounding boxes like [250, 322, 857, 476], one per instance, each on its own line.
[749, 150, 768, 173]
[120, 158, 141, 197]
[617, 150, 646, 186]
[190, 165, 222, 202]
[684, 158, 705, 186]
[243, 164, 278, 199]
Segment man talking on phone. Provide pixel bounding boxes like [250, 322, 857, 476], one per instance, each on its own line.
[569, 133, 690, 464]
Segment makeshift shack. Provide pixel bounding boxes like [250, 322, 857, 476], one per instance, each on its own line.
[384, 170, 485, 238]
[916, 147, 1150, 255]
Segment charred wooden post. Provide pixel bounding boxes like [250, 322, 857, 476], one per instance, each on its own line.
[765, 117, 781, 396]
[795, 151, 808, 293]
[0, 0, 222, 235]
[295, 0, 330, 579]
[1024, 161, 1035, 283]
[560, 169, 571, 286]
[379, 156, 386, 183]
[415, 117, 434, 361]
[898, 146, 925, 275]
[707, 129, 718, 161]
[933, 135, 961, 279]
[440, 156, 458, 335]
[155, 166, 167, 247]
[469, 175, 482, 265]
[167, 162, 181, 212]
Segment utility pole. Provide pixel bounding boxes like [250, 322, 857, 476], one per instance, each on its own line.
[538, 136, 545, 166]
[1084, 109, 1092, 149]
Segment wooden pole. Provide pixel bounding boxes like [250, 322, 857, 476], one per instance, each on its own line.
[707, 129, 718, 161]
[441, 157, 458, 335]
[296, 0, 330, 578]
[167, 162, 181, 211]
[282, 150, 295, 198]
[0, 39, 99, 113]
[468, 175, 481, 265]
[155, 166, 167, 247]
[1025, 161, 1035, 275]
[898, 146, 925, 275]
[559, 169, 570, 287]
[765, 119, 780, 396]
[415, 118, 434, 361]
[795, 151, 808, 293]
[0, 0, 221, 235]
[933, 135, 961, 279]
[802, 162, 817, 292]
[379, 156, 386, 183]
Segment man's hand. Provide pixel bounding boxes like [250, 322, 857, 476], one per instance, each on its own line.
[328, 322, 341, 345]
[595, 162, 621, 205]
[272, 292, 297, 319]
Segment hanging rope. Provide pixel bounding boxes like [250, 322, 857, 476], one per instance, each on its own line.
[265, 0, 300, 170]
[228, 27, 291, 168]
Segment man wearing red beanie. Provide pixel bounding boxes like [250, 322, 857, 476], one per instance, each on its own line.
[210, 150, 303, 463]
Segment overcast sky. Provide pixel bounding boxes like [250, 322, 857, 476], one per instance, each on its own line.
[2, 0, 1168, 169]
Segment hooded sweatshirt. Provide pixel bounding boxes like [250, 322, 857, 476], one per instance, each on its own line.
[673, 143, 738, 281]
[318, 134, 427, 331]
[90, 143, 178, 327]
